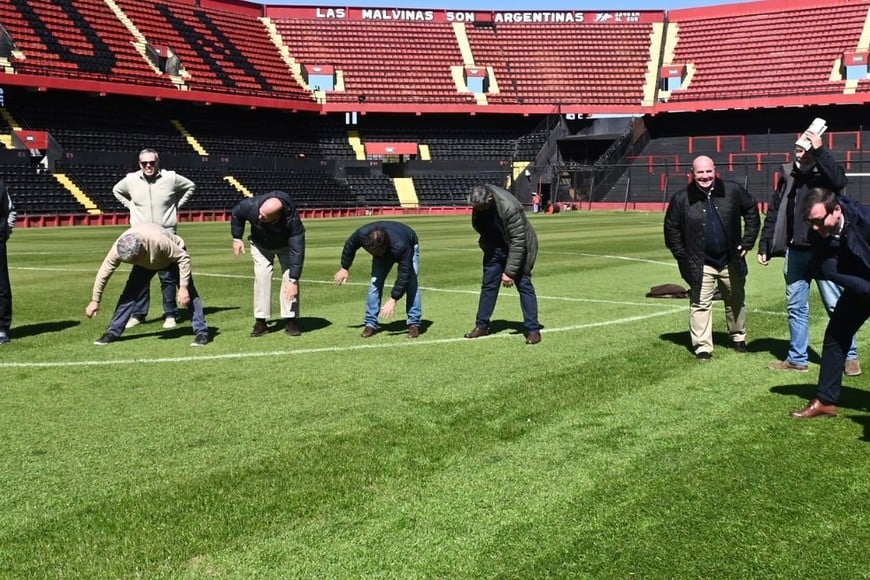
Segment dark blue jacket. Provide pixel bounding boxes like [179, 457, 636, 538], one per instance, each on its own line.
[340, 221, 418, 300]
[809, 196, 870, 298]
[230, 191, 305, 280]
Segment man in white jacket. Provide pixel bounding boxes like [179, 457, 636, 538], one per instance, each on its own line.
[113, 148, 195, 329]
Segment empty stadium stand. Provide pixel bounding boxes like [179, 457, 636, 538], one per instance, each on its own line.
[665, 0, 870, 102]
[2, 0, 870, 219]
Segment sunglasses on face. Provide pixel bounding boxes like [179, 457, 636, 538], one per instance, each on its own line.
[806, 209, 833, 226]
[139, 160, 157, 167]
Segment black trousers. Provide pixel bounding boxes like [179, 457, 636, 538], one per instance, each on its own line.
[0, 239, 10, 331]
[816, 290, 870, 404]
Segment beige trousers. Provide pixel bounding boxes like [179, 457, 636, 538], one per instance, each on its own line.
[689, 263, 746, 354]
[250, 242, 299, 320]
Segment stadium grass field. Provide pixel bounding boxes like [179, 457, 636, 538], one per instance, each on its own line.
[1, 211, 867, 578]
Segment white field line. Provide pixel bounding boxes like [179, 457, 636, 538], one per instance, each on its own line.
[0, 307, 684, 368]
[11, 267, 675, 308]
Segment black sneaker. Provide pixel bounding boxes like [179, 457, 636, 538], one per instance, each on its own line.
[695, 351, 713, 360]
[190, 333, 209, 347]
[733, 341, 748, 353]
[0, 331, 10, 345]
[250, 319, 268, 337]
[94, 333, 118, 346]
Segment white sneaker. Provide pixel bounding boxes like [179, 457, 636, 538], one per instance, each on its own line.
[125, 318, 142, 329]
[163, 316, 177, 329]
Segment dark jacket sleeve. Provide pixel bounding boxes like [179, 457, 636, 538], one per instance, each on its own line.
[340, 227, 365, 270]
[814, 147, 848, 192]
[663, 193, 693, 285]
[502, 205, 528, 279]
[287, 232, 305, 280]
[389, 243, 415, 300]
[758, 180, 784, 257]
[230, 199, 250, 240]
[663, 194, 686, 260]
[737, 184, 760, 251]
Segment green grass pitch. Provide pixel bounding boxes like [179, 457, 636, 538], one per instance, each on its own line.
[1, 211, 867, 578]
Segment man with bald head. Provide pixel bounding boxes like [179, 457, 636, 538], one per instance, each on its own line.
[231, 191, 306, 337]
[665, 155, 760, 360]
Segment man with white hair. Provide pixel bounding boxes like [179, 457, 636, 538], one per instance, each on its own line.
[85, 223, 209, 347]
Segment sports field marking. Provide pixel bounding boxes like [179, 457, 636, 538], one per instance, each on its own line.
[0, 307, 684, 368]
[10, 267, 678, 308]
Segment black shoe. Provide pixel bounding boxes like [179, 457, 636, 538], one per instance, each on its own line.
[250, 319, 268, 337]
[695, 351, 713, 360]
[94, 333, 119, 346]
[0, 331, 10, 345]
[190, 333, 209, 347]
[733, 341, 748, 353]
[284, 320, 301, 337]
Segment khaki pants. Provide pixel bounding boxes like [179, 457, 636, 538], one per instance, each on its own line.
[250, 242, 299, 320]
[689, 263, 746, 354]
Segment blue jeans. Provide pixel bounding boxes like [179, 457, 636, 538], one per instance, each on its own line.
[784, 248, 858, 365]
[475, 246, 540, 333]
[131, 268, 179, 320]
[107, 264, 208, 337]
[365, 244, 421, 328]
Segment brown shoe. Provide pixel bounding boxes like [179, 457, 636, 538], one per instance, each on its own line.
[360, 326, 376, 338]
[284, 320, 301, 337]
[407, 324, 420, 338]
[768, 359, 809, 372]
[791, 398, 838, 419]
[845, 359, 862, 376]
[250, 319, 268, 337]
[525, 331, 541, 345]
[464, 327, 489, 339]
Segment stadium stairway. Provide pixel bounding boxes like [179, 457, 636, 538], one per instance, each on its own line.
[170, 120, 208, 156]
[224, 175, 253, 198]
[0, 108, 20, 149]
[259, 17, 312, 97]
[451, 22, 488, 106]
[393, 177, 419, 208]
[843, 9, 870, 95]
[54, 174, 100, 215]
[347, 131, 366, 160]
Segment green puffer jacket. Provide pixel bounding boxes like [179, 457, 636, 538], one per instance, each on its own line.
[472, 184, 538, 278]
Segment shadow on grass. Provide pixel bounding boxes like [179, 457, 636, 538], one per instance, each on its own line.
[770, 383, 870, 418]
[7, 319, 81, 339]
[746, 336, 822, 364]
[851, 415, 870, 442]
[660, 330, 747, 353]
[349, 319, 433, 337]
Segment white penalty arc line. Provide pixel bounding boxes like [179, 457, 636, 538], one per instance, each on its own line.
[11, 267, 677, 308]
[0, 307, 684, 368]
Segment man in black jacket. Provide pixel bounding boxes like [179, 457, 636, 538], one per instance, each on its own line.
[757, 129, 860, 376]
[0, 179, 15, 345]
[231, 191, 306, 337]
[464, 184, 541, 345]
[664, 155, 760, 360]
[791, 189, 870, 418]
[333, 221, 422, 338]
